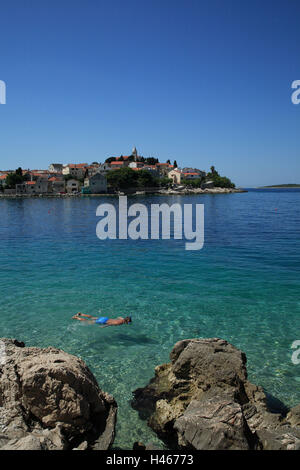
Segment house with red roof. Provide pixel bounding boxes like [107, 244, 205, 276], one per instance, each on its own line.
[48, 176, 66, 193]
[110, 161, 126, 169]
[86, 163, 101, 177]
[16, 179, 50, 195]
[0, 174, 7, 179]
[168, 168, 206, 184]
[0, 174, 8, 191]
[116, 155, 131, 161]
[62, 163, 88, 179]
[155, 162, 175, 177]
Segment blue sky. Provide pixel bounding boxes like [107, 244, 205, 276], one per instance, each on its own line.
[0, 0, 299, 187]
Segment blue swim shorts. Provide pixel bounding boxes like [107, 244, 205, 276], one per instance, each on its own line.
[95, 316, 109, 325]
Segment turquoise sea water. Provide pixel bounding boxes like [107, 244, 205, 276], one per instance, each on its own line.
[0, 189, 300, 448]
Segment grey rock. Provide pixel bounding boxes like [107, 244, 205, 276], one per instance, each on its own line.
[174, 396, 251, 450]
[0, 338, 117, 450]
[132, 338, 300, 450]
[286, 404, 300, 427]
[256, 429, 300, 450]
[1, 435, 44, 450]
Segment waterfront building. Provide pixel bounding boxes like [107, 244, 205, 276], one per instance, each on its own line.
[66, 179, 81, 193]
[48, 177, 66, 193]
[84, 173, 107, 193]
[168, 168, 182, 184]
[168, 168, 205, 184]
[0, 174, 8, 187]
[16, 179, 50, 195]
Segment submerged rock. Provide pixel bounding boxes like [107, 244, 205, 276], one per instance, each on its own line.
[132, 338, 300, 450]
[0, 338, 117, 450]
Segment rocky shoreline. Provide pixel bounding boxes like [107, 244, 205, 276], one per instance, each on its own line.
[0, 187, 247, 199]
[0, 339, 117, 450]
[1, 336, 298, 450]
[155, 187, 246, 196]
[132, 338, 300, 450]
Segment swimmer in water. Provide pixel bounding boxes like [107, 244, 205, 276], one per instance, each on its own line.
[72, 312, 132, 326]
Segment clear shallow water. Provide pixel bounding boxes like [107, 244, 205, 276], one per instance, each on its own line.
[0, 189, 300, 448]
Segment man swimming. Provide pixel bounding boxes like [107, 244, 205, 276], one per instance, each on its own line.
[72, 312, 132, 326]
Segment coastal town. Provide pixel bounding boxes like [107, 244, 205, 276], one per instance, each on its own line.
[0, 146, 242, 197]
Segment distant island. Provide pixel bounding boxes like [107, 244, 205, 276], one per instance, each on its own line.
[0, 146, 245, 197]
[261, 184, 300, 188]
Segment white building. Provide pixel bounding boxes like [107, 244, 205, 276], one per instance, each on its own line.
[129, 161, 145, 169]
[62, 164, 88, 179]
[48, 164, 63, 173]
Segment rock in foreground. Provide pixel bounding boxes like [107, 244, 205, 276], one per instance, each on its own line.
[0, 338, 117, 450]
[132, 338, 300, 450]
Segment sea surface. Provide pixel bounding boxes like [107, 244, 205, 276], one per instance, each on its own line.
[0, 189, 300, 448]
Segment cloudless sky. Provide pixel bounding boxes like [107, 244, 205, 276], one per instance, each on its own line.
[0, 0, 299, 186]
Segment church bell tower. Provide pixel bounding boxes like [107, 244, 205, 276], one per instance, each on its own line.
[132, 146, 138, 161]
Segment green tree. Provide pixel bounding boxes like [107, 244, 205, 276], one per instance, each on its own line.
[210, 165, 217, 176]
[212, 175, 235, 188]
[136, 170, 158, 188]
[181, 178, 203, 188]
[105, 157, 117, 163]
[5, 170, 25, 189]
[107, 167, 159, 190]
[206, 166, 235, 188]
[107, 167, 138, 190]
[173, 160, 178, 168]
[145, 157, 158, 165]
[159, 177, 173, 188]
